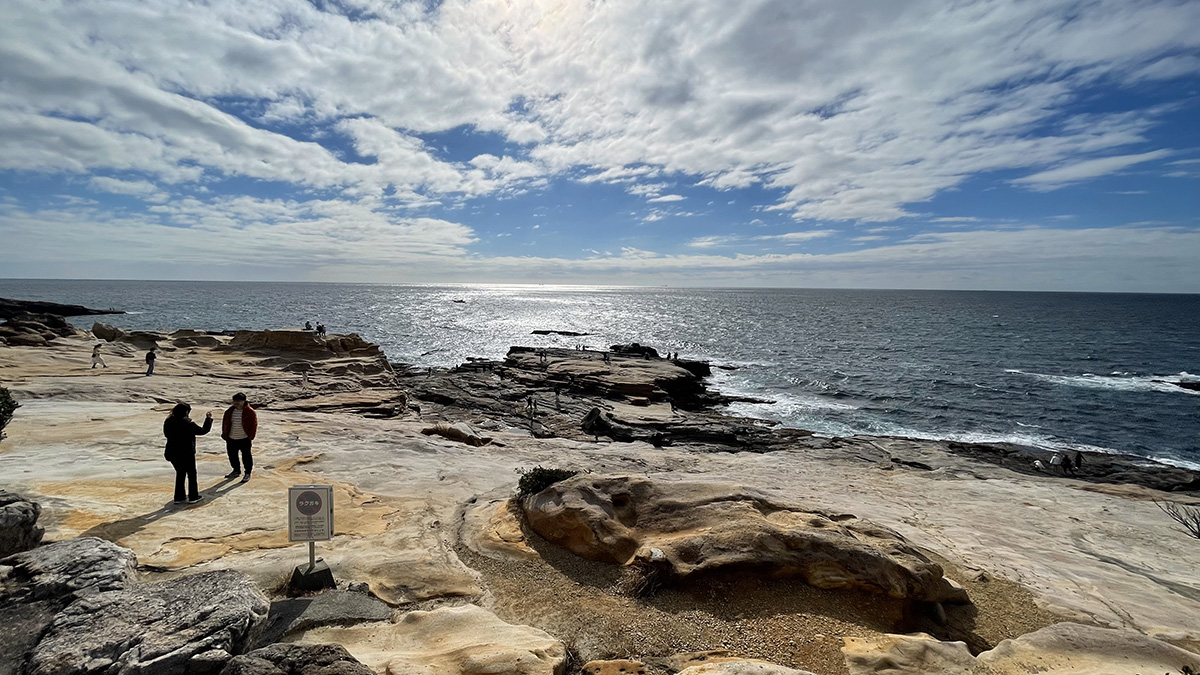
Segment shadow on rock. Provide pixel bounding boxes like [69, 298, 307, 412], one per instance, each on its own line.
[78, 477, 241, 542]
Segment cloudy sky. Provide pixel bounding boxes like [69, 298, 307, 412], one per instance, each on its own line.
[1, 0, 1198, 291]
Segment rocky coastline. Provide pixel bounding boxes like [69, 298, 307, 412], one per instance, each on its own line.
[1, 317, 1199, 674]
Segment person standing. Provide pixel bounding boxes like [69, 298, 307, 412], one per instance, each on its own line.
[145, 347, 157, 376]
[163, 403, 212, 504]
[222, 392, 257, 483]
[91, 344, 107, 369]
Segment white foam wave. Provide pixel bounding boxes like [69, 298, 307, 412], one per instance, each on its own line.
[1006, 369, 1200, 395]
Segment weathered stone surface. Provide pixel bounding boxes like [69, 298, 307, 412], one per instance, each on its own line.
[26, 568, 270, 675]
[679, 661, 819, 675]
[842, 623, 1200, 674]
[420, 421, 493, 447]
[295, 604, 566, 675]
[256, 589, 392, 646]
[0, 599, 57, 675]
[842, 633, 975, 674]
[582, 659, 647, 675]
[0, 489, 43, 558]
[523, 475, 968, 603]
[460, 498, 540, 561]
[220, 643, 374, 675]
[0, 537, 138, 603]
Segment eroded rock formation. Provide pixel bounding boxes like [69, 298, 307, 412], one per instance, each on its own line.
[841, 622, 1200, 674]
[521, 475, 968, 603]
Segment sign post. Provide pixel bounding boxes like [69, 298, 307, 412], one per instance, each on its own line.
[287, 484, 335, 591]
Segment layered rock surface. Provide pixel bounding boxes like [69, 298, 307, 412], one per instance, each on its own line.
[2, 330, 1200, 674]
[842, 622, 1200, 674]
[521, 475, 967, 603]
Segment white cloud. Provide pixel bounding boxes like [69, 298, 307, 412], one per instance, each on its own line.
[756, 230, 836, 242]
[1, 0, 1196, 224]
[647, 194, 686, 203]
[1012, 150, 1172, 191]
[88, 177, 161, 196]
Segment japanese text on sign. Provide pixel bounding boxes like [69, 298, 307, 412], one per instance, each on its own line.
[288, 484, 333, 542]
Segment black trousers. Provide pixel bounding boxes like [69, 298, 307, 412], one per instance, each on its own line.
[226, 438, 253, 474]
[170, 455, 199, 501]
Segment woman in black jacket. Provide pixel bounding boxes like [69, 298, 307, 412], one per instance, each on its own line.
[163, 402, 212, 504]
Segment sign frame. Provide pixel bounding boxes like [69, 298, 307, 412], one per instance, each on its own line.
[288, 484, 334, 542]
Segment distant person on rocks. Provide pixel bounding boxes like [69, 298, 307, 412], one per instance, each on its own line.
[221, 392, 257, 483]
[145, 347, 157, 376]
[163, 403, 212, 504]
[316, 323, 326, 336]
[1049, 452, 1064, 474]
[1073, 451, 1083, 469]
[304, 321, 313, 331]
[1062, 453, 1076, 475]
[91, 344, 107, 369]
[1032, 459, 1046, 472]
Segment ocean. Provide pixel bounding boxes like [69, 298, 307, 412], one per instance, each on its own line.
[3, 279, 1198, 468]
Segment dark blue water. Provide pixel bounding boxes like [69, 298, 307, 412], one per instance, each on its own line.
[3, 280, 1197, 467]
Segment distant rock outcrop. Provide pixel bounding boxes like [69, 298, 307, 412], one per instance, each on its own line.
[0, 490, 43, 558]
[0, 298, 123, 321]
[226, 330, 382, 358]
[522, 475, 969, 603]
[0, 313, 82, 346]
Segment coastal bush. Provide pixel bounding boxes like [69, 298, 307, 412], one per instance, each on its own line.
[1155, 499, 1200, 539]
[516, 466, 578, 497]
[0, 385, 18, 440]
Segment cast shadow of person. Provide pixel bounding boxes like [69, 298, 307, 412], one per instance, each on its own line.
[78, 475, 244, 543]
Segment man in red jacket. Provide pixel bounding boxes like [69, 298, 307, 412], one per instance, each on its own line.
[221, 392, 258, 483]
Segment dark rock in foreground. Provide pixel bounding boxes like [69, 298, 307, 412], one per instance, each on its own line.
[221, 644, 374, 675]
[27, 568, 269, 675]
[0, 490, 43, 558]
[255, 589, 392, 647]
[0, 298, 123, 321]
[0, 538, 139, 675]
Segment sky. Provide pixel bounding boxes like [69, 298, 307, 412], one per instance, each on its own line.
[1, 0, 1198, 291]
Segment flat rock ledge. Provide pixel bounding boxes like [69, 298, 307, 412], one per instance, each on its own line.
[27, 568, 270, 675]
[521, 475, 968, 603]
[0, 490, 44, 558]
[841, 622, 1200, 674]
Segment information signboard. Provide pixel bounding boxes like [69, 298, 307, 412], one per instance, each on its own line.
[288, 484, 334, 542]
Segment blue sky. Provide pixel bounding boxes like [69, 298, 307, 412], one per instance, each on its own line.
[1, 0, 1198, 291]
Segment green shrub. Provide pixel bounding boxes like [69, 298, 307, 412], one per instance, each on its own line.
[0, 385, 18, 440]
[516, 466, 578, 497]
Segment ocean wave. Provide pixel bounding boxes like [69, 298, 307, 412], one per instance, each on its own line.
[1006, 369, 1200, 395]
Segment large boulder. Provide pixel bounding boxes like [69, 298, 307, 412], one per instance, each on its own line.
[0, 537, 138, 603]
[0, 490, 43, 558]
[220, 643, 373, 675]
[0, 538, 139, 675]
[841, 622, 1200, 674]
[26, 568, 270, 675]
[522, 475, 967, 603]
[92, 322, 126, 341]
[420, 421, 493, 447]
